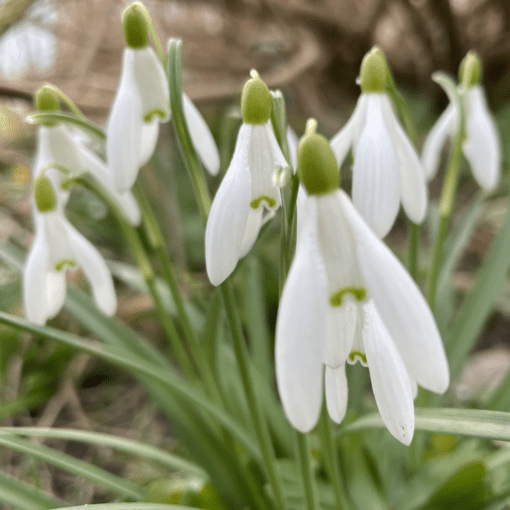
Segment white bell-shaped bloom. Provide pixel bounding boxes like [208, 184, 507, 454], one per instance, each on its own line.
[205, 121, 287, 285]
[107, 46, 170, 193]
[36, 123, 141, 226]
[330, 93, 427, 238]
[421, 84, 500, 191]
[275, 188, 449, 443]
[24, 181, 116, 326]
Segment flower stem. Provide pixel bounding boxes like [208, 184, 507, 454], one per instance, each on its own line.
[408, 220, 419, 280]
[40, 83, 87, 121]
[296, 431, 321, 510]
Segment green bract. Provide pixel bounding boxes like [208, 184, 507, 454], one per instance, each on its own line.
[241, 72, 272, 125]
[360, 47, 387, 93]
[459, 51, 482, 89]
[122, 2, 149, 49]
[34, 174, 56, 213]
[297, 124, 339, 195]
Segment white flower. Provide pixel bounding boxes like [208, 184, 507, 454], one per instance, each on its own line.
[36, 123, 141, 226]
[205, 121, 287, 285]
[421, 84, 500, 191]
[275, 188, 449, 443]
[330, 93, 427, 238]
[107, 45, 170, 193]
[24, 183, 116, 326]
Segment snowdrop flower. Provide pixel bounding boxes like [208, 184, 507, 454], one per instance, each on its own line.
[107, 3, 171, 193]
[330, 47, 427, 238]
[33, 86, 141, 225]
[205, 71, 288, 285]
[276, 124, 449, 443]
[24, 174, 116, 325]
[421, 51, 500, 191]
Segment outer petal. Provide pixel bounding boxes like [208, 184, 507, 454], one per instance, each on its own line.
[421, 104, 456, 180]
[380, 95, 428, 225]
[23, 231, 51, 325]
[183, 92, 220, 176]
[286, 126, 299, 170]
[352, 94, 400, 238]
[107, 49, 143, 193]
[76, 142, 141, 226]
[239, 209, 263, 258]
[338, 190, 449, 394]
[139, 118, 160, 167]
[325, 365, 348, 424]
[65, 223, 116, 316]
[45, 271, 67, 319]
[362, 301, 415, 445]
[330, 94, 368, 166]
[266, 122, 290, 170]
[276, 195, 327, 432]
[132, 46, 170, 122]
[463, 86, 500, 191]
[248, 124, 281, 211]
[205, 124, 252, 285]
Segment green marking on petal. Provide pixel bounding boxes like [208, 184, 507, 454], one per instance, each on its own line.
[54, 259, 76, 271]
[250, 196, 276, 210]
[349, 351, 367, 365]
[329, 287, 367, 307]
[144, 109, 166, 122]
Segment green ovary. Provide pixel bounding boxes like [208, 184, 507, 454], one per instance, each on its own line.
[54, 259, 76, 271]
[250, 196, 276, 210]
[329, 287, 367, 307]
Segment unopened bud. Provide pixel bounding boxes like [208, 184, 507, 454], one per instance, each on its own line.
[459, 51, 482, 89]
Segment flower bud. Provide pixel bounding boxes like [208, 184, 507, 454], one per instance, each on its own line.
[297, 119, 339, 195]
[122, 2, 149, 49]
[241, 70, 272, 125]
[459, 51, 482, 89]
[359, 47, 387, 93]
[34, 173, 56, 212]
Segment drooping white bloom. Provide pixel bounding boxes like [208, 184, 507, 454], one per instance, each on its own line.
[329, 49, 427, 238]
[276, 188, 449, 443]
[421, 84, 500, 191]
[24, 179, 116, 326]
[205, 121, 287, 285]
[106, 45, 171, 193]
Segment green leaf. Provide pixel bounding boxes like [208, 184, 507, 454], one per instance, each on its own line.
[0, 432, 144, 500]
[0, 471, 64, 510]
[48, 505, 200, 510]
[342, 408, 510, 441]
[25, 112, 106, 141]
[0, 427, 206, 478]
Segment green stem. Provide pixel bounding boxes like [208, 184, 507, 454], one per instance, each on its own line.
[221, 282, 286, 510]
[40, 83, 87, 120]
[134, 1, 165, 62]
[408, 221, 419, 280]
[296, 432, 320, 510]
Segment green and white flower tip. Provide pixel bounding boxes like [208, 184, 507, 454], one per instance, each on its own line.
[205, 70, 288, 286]
[330, 46, 427, 238]
[24, 176, 117, 326]
[276, 139, 449, 443]
[421, 51, 500, 191]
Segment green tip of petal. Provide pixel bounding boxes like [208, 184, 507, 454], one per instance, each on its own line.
[359, 47, 387, 93]
[35, 86, 60, 125]
[34, 174, 57, 212]
[329, 287, 367, 307]
[297, 125, 339, 195]
[459, 51, 482, 88]
[54, 259, 76, 271]
[122, 2, 149, 48]
[241, 71, 272, 125]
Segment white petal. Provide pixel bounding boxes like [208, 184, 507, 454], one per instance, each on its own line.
[325, 365, 348, 424]
[248, 124, 281, 211]
[45, 271, 66, 319]
[65, 224, 116, 316]
[183, 92, 220, 176]
[40, 212, 75, 268]
[380, 95, 428, 225]
[421, 104, 456, 180]
[330, 94, 368, 166]
[276, 195, 327, 432]
[139, 119, 159, 167]
[286, 126, 299, 170]
[463, 86, 500, 191]
[339, 190, 449, 394]
[239, 209, 263, 258]
[295, 185, 307, 247]
[352, 94, 400, 238]
[132, 47, 170, 122]
[324, 299, 358, 368]
[107, 50, 144, 193]
[205, 124, 252, 285]
[266, 122, 289, 170]
[362, 301, 414, 445]
[23, 231, 51, 325]
[76, 143, 141, 226]
[409, 376, 418, 400]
